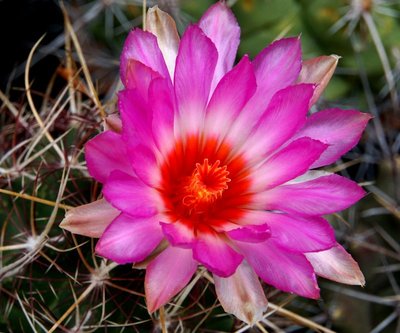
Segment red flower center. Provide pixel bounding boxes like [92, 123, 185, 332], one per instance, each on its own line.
[182, 159, 231, 214]
[160, 135, 253, 232]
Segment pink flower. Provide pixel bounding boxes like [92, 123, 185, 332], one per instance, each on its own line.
[61, 2, 370, 325]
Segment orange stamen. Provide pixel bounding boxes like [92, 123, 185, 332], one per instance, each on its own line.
[182, 159, 231, 213]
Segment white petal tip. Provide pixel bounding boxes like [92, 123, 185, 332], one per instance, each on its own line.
[240, 301, 268, 326]
[329, 54, 341, 60]
[58, 199, 119, 238]
[214, 262, 268, 326]
[306, 244, 366, 287]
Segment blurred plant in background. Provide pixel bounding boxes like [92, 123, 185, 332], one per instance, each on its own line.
[0, 0, 399, 332]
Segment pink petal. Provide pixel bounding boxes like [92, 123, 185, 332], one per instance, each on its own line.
[102, 170, 161, 217]
[120, 29, 169, 85]
[294, 108, 371, 168]
[85, 131, 133, 183]
[149, 77, 175, 152]
[236, 239, 320, 299]
[214, 261, 268, 325]
[251, 137, 328, 191]
[146, 6, 180, 79]
[306, 244, 365, 285]
[119, 78, 176, 155]
[227, 224, 271, 243]
[145, 246, 197, 312]
[124, 143, 160, 187]
[298, 55, 340, 105]
[118, 89, 154, 146]
[246, 37, 301, 116]
[103, 114, 122, 133]
[261, 174, 366, 216]
[198, 1, 240, 91]
[60, 199, 119, 238]
[221, 209, 276, 227]
[231, 37, 302, 134]
[253, 37, 302, 92]
[241, 84, 315, 161]
[205, 55, 256, 139]
[263, 213, 335, 252]
[124, 59, 161, 98]
[287, 170, 331, 183]
[95, 213, 163, 264]
[174, 25, 217, 134]
[160, 222, 195, 248]
[193, 229, 243, 277]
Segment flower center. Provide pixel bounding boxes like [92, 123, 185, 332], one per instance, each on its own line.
[160, 135, 253, 230]
[182, 159, 231, 214]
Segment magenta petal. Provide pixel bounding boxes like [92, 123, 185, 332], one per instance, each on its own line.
[214, 261, 268, 325]
[306, 244, 365, 285]
[124, 59, 161, 97]
[295, 108, 371, 168]
[205, 56, 256, 138]
[236, 240, 320, 299]
[118, 89, 154, 146]
[125, 144, 160, 187]
[145, 246, 197, 312]
[245, 37, 302, 119]
[227, 224, 271, 243]
[174, 25, 218, 134]
[149, 78, 175, 152]
[198, 1, 240, 90]
[193, 231, 243, 277]
[253, 37, 301, 89]
[242, 84, 314, 160]
[226, 38, 302, 145]
[119, 78, 175, 154]
[60, 199, 119, 238]
[264, 213, 335, 252]
[252, 137, 328, 191]
[85, 131, 133, 183]
[95, 213, 163, 264]
[120, 29, 169, 85]
[102, 170, 160, 217]
[262, 174, 366, 215]
[160, 222, 195, 248]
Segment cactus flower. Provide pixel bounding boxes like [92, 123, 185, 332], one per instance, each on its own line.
[61, 1, 370, 325]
